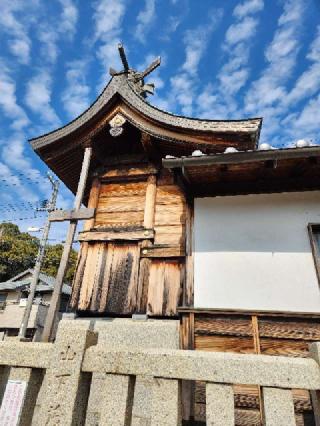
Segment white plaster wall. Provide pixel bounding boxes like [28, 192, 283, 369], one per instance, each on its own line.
[194, 191, 320, 312]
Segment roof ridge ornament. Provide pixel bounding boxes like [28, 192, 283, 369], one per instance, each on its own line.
[109, 43, 161, 99]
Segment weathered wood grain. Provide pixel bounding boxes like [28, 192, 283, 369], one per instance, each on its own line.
[260, 338, 310, 357]
[195, 316, 253, 337]
[258, 320, 320, 341]
[98, 182, 147, 197]
[154, 225, 185, 245]
[147, 261, 182, 316]
[136, 257, 151, 313]
[140, 245, 185, 258]
[100, 165, 157, 179]
[49, 208, 95, 222]
[195, 335, 255, 354]
[102, 244, 140, 314]
[78, 243, 102, 309]
[78, 229, 154, 242]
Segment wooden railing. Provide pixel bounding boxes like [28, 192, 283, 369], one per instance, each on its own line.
[0, 319, 319, 425]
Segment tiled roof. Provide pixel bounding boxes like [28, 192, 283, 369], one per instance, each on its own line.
[0, 270, 71, 295]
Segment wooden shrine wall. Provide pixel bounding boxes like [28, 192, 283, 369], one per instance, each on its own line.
[181, 311, 320, 425]
[70, 165, 186, 316]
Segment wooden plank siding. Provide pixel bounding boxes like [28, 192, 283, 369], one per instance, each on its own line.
[184, 311, 320, 425]
[71, 166, 187, 317]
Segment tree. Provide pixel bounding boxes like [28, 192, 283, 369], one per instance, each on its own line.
[0, 222, 78, 283]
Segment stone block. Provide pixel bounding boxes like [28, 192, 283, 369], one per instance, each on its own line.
[83, 346, 320, 390]
[86, 319, 179, 426]
[263, 387, 295, 426]
[100, 374, 135, 426]
[206, 383, 234, 426]
[8, 367, 43, 426]
[32, 319, 96, 426]
[150, 378, 181, 426]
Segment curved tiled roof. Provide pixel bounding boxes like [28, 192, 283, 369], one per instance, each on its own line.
[30, 74, 262, 150]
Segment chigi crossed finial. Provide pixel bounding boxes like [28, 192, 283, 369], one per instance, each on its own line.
[109, 43, 161, 99]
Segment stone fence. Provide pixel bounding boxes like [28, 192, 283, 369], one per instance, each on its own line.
[0, 318, 319, 425]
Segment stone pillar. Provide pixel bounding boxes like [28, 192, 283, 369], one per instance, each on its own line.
[32, 319, 96, 426]
[100, 374, 135, 426]
[263, 387, 295, 426]
[151, 378, 181, 426]
[86, 318, 179, 426]
[7, 367, 44, 426]
[206, 383, 234, 426]
[310, 342, 320, 426]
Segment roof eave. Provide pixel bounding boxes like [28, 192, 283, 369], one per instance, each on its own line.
[162, 146, 320, 168]
[29, 74, 263, 152]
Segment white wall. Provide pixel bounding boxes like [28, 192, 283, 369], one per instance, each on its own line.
[194, 191, 320, 312]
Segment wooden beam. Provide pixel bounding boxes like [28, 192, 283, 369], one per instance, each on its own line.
[42, 146, 92, 342]
[140, 245, 185, 258]
[78, 229, 154, 242]
[49, 208, 95, 222]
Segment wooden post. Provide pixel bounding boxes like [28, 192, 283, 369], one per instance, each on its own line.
[184, 199, 194, 306]
[69, 177, 101, 309]
[251, 315, 264, 424]
[137, 175, 157, 314]
[42, 146, 92, 342]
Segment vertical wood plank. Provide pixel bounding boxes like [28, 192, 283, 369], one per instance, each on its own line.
[136, 257, 151, 313]
[70, 242, 88, 309]
[98, 243, 115, 312]
[147, 261, 165, 315]
[90, 243, 108, 311]
[78, 243, 100, 309]
[263, 388, 295, 426]
[206, 383, 234, 426]
[163, 262, 182, 315]
[104, 244, 140, 314]
[143, 175, 157, 229]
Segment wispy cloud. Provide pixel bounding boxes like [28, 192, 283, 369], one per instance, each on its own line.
[285, 26, 320, 106]
[62, 59, 91, 118]
[37, 26, 59, 65]
[25, 71, 61, 128]
[0, 0, 37, 64]
[58, 0, 78, 39]
[233, 0, 264, 18]
[0, 63, 29, 130]
[161, 10, 223, 116]
[92, 0, 126, 87]
[245, 0, 304, 113]
[196, 0, 264, 119]
[134, 0, 156, 43]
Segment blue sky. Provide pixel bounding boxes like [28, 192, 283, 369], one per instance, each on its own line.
[0, 0, 320, 240]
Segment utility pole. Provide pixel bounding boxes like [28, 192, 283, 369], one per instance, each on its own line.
[18, 174, 59, 339]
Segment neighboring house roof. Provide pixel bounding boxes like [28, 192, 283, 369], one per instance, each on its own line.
[0, 269, 71, 295]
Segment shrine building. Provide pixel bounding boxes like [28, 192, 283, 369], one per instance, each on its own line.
[29, 46, 320, 424]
